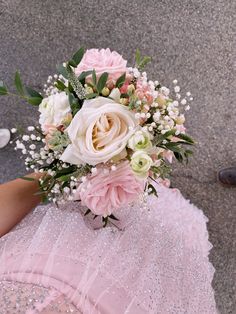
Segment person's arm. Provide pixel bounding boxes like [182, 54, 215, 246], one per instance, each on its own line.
[0, 173, 44, 237]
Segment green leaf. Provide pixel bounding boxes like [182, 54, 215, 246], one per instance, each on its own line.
[174, 151, 184, 163]
[147, 183, 158, 197]
[102, 216, 109, 227]
[92, 69, 97, 86]
[0, 81, 8, 95]
[68, 92, 81, 115]
[25, 86, 42, 98]
[135, 48, 141, 66]
[109, 214, 119, 221]
[135, 49, 152, 70]
[115, 73, 126, 88]
[78, 70, 93, 81]
[54, 80, 66, 91]
[139, 56, 152, 70]
[54, 165, 77, 179]
[153, 129, 176, 146]
[57, 64, 68, 79]
[164, 142, 182, 153]
[84, 208, 91, 216]
[71, 47, 84, 66]
[85, 92, 97, 99]
[20, 176, 36, 182]
[97, 72, 108, 93]
[14, 71, 24, 96]
[175, 133, 195, 145]
[68, 60, 77, 68]
[27, 97, 43, 106]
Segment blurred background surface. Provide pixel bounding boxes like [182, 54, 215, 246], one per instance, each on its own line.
[0, 1, 235, 312]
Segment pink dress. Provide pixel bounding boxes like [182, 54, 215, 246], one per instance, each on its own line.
[0, 184, 217, 313]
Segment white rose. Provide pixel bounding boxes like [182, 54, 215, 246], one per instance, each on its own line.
[39, 92, 71, 131]
[130, 150, 153, 178]
[128, 129, 152, 151]
[60, 96, 137, 166]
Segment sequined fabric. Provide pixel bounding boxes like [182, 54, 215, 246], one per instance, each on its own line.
[0, 184, 217, 313]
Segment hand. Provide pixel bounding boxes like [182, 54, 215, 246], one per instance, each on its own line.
[0, 172, 45, 237]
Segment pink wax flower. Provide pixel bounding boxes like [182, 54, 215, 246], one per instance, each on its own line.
[135, 79, 153, 105]
[162, 150, 174, 163]
[75, 48, 128, 82]
[74, 161, 144, 217]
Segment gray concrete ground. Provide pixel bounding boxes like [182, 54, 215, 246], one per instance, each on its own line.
[0, 0, 235, 313]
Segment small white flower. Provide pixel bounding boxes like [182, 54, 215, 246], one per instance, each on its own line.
[22, 135, 30, 141]
[153, 111, 161, 122]
[181, 98, 187, 105]
[29, 144, 36, 150]
[91, 167, 97, 174]
[63, 187, 70, 193]
[133, 68, 140, 78]
[27, 126, 35, 131]
[30, 134, 36, 140]
[173, 79, 178, 85]
[11, 128, 17, 133]
[160, 87, 170, 96]
[174, 86, 180, 93]
[186, 91, 191, 97]
[140, 112, 146, 118]
[176, 93, 181, 99]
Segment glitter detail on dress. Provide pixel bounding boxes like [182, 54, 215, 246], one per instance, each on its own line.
[0, 184, 217, 313]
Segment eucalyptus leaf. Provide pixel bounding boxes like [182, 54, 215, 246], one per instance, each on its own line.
[14, 71, 24, 96]
[97, 72, 108, 93]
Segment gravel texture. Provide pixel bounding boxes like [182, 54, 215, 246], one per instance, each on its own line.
[0, 1, 235, 313]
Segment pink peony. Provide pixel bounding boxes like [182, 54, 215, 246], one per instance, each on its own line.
[75, 48, 128, 82]
[74, 161, 144, 217]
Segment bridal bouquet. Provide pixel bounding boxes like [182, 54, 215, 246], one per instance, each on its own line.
[0, 47, 194, 226]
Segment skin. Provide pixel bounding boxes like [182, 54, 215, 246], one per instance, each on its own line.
[0, 173, 44, 237]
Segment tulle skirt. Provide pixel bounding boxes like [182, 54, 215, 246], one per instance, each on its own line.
[0, 184, 217, 313]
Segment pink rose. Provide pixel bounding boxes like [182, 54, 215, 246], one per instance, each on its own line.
[74, 161, 144, 217]
[75, 48, 128, 82]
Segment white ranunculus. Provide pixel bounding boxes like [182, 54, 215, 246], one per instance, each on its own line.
[128, 129, 152, 152]
[130, 150, 153, 178]
[60, 96, 137, 166]
[39, 92, 71, 132]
